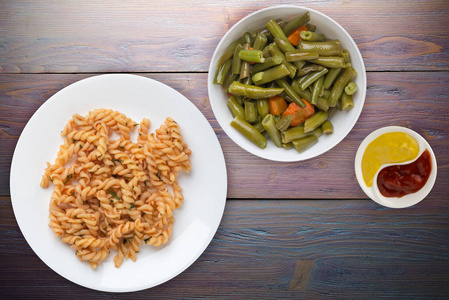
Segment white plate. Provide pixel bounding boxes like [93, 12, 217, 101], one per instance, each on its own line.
[208, 5, 367, 161]
[10, 74, 227, 292]
[354, 126, 437, 208]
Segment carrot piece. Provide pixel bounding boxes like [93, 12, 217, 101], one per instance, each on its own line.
[287, 25, 309, 46]
[282, 99, 315, 126]
[268, 96, 288, 115]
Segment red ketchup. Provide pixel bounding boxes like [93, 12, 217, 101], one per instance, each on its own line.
[377, 149, 432, 198]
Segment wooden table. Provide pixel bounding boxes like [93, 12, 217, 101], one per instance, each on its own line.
[1, 1, 448, 298]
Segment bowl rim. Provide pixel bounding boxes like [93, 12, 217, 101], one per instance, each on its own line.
[354, 126, 438, 209]
[207, 5, 367, 162]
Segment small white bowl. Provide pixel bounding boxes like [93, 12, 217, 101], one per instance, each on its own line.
[355, 126, 437, 208]
[208, 5, 367, 161]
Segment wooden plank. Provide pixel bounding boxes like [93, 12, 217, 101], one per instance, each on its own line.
[1, 196, 448, 298]
[0, 0, 448, 73]
[1, 72, 448, 198]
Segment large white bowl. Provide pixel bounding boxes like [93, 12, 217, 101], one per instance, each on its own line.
[208, 5, 366, 161]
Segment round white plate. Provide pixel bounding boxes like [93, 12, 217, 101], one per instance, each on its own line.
[10, 74, 227, 292]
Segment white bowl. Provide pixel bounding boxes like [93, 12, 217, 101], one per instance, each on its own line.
[354, 126, 437, 209]
[208, 5, 367, 161]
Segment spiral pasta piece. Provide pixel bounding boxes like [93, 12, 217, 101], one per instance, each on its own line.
[41, 108, 191, 269]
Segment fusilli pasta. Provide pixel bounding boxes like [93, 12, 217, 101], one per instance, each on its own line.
[41, 109, 191, 269]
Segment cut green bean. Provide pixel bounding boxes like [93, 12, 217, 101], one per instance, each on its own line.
[244, 100, 258, 123]
[299, 40, 341, 56]
[266, 19, 289, 42]
[253, 121, 265, 133]
[275, 114, 293, 131]
[239, 49, 265, 63]
[306, 23, 316, 32]
[286, 51, 319, 61]
[344, 82, 358, 95]
[250, 55, 283, 74]
[274, 38, 306, 70]
[315, 97, 329, 112]
[341, 49, 351, 64]
[262, 114, 283, 147]
[341, 93, 354, 111]
[300, 31, 325, 42]
[323, 68, 342, 89]
[283, 11, 310, 36]
[252, 64, 290, 86]
[228, 81, 284, 99]
[267, 43, 297, 78]
[227, 96, 244, 118]
[304, 111, 328, 133]
[243, 32, 253, 45]
[239, 43, 251, 80]
[253, 33, 268, 51]
[292, 135, 318, 153]
[256, 98, 270, 119]
[328, 67, 357, 107]
[307, 57, 346, 69]
[231, 44, 243, 75]
[231, 116, 267, 149]
[282, 126, 310, 143]
[222, 73, 238, 91]
[216, 37, 245, 68]
[311, 76, 324, 105]
[214, 59, 231, 84]
[298, 68, 329, 91]
[296, 64, 325, 77]
[274, 78, 306, 108]
[291, 80, 312, 102]
[321, 120, 334, 134]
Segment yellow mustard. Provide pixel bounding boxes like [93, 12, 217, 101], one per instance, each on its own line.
[361, 132, 419, 187]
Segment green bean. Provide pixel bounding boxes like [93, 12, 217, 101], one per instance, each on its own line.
[250, 56, 283, 74]
[244, 100, 258, 123]
[230, 116, 267, 149]
[308, 56, 346, 69]
[274, 38, 306, 70]
[216, 37, 245, 68]
[280, 92, 295, 103]
[306, 24, 316, 32]
[291, 80, 312, 102]
[321, 120, 333, 134]
[262, 114, 282, 148]
[300, 31, 325, 42]
[283, 11, 310, 36]
[228, 81, 284, 99]
[292, 135, 318, 153]
[253, 33, 268, 51]
[296, 64, 325, 77]
[227, 96, 244, 118]
[235, 95, 244, 105]
[298, 68, 328, 91]
[239, 43, 251, 80]
[266, 19, 289, 43]
[239, 49, 265, 63]
[299, 40, 341, 56]
[267, 43, 297, 78]
[242, 73, 253, 85]
[341, 49, 351, 64]
[214, 59, 231, 84]
[323, 68, 342, 89]
[282, 142, 294, 149]
[252, 64, 290, 86]
[311, 76, 324, 105]
[285, 51, 319, 62]
[313, 127, 323, 138]
[304, 111, 328, 133]
[322, 89, 331, 99]
[275, 114, 293, 131]
[253, 121, 265, 133]
[344, 82, 358, 95]
[274, 78, 306, 108]
[254, 19, 286, 41]
[341, 92, 354, 111]
[243, 32, 253, 45]
[256, 98, 270, 119]
[222, 73, 238, 91]
[328, 67, 357, 107]
[231, 44, 243, 75]
[315, 97, 329, 112]
[282, 126, 309, 143]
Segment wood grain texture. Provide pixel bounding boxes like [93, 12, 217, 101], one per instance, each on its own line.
[1, 0, 448, 73]
[1, 196, 448, 298]
[1, 72, 448, 198]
